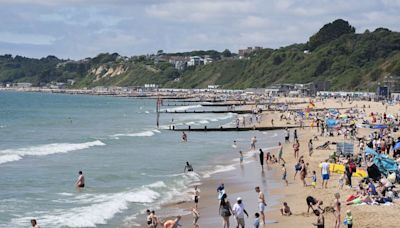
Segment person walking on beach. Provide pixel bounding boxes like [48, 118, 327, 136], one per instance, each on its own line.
[282, 164, 288, 186]
[277, 142, 285, 164]
[293, 129, 298, 141]
[219, 193, 233, 228]
[31, 219, 40, 228]
[321, 159, 330, 189]
[251, 136, 257, 150]
[258, 149, 264, 170]
[232, 197, 249, 228]
[239, 151, 244, 164]
[75, 171, 85, 189]
[293, 140, 300, 159]
[194, 185, 200, 209]
[311, 170, 317, 188]
[255, 186, 267, 225]
[308, 139, 314, 156]
[184, 161, 194, 173]
[192, 207, 200, 228]
[299, 159, 307, 187]
[334, 193, 341, 228]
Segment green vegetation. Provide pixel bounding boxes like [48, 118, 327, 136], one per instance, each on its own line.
[1, 19, 400, 91]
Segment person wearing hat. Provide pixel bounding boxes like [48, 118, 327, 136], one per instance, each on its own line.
[232, 197, 249, 228]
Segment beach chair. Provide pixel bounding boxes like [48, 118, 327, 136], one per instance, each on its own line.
[336, 142, 354, 157]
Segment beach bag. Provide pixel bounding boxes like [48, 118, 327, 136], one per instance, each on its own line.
[220, 204, 231, 217]
[295, 163, 301, 171]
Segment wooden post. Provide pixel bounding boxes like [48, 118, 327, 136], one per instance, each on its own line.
[156, 97, 161, 128]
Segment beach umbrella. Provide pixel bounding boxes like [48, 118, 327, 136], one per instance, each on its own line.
[326, 119, 337, 127]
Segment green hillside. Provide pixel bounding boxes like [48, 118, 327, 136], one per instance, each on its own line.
[1, 19, 400, 91]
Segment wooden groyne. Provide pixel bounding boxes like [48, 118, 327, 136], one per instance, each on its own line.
[169, 125, 300, 132]
[163, 110, 259, 114]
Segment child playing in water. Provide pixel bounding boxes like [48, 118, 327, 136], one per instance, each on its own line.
[311, 170, 317, 188]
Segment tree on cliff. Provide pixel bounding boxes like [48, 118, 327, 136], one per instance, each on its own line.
[308, 19, 355, 51]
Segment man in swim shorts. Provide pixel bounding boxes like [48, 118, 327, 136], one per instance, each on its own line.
[255, 186, 266, 225]
[75, 171, 85, 188]
[321, 159, 330, 189]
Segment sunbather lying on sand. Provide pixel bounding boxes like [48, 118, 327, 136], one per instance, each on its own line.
[316, 141, 331, 150]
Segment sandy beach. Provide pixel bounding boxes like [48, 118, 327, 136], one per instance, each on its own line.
[150, 97, 400, 228]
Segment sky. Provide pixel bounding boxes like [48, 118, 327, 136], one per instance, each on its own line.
[0, 0, 399, 59]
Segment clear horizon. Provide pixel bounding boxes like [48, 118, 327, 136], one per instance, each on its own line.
[0, 0, 399, 60]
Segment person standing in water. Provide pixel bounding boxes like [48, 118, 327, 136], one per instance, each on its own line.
[184, 161, 194, 173]
[251, 136, 257, 150]
[75, 171, 85, 189]
[277, 142, 285, 164]
[182, 132, 187, 142]
[31, 219, 40, 228]
[255, 186, 267, 225]
[239, 151, 244, 164]
[259, 149, 264, 170]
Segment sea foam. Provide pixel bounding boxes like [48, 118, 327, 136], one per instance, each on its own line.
[111, 129, 162, 138]
[0, 140, 105, 165]
[10, 187, 160, 228]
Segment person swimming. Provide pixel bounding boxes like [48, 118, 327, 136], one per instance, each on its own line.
[184, 161, 193, 172]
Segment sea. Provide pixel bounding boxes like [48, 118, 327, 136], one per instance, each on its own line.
[0, 91, 282, 227]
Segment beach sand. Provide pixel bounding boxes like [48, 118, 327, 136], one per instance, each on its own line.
[146, 98, 400, 228]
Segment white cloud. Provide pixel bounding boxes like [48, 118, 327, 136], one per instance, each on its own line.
[145, 0, 255, 22]
[239, 16, 271, 29]
[0, 0, 399, 59]
[0, 32, 56, 45]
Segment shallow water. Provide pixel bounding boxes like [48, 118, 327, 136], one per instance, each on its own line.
[0, 91, 282, 227]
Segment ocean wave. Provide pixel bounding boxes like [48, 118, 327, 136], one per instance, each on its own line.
[111, 129, 161, 138]
[147, 181, 167, 188]
[11, 188, 160, 228]
[0, 154, 22, 164]
[202, 164, 236, 178]
[160, 105, 202, 112]
[0, 140, 105, 165]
